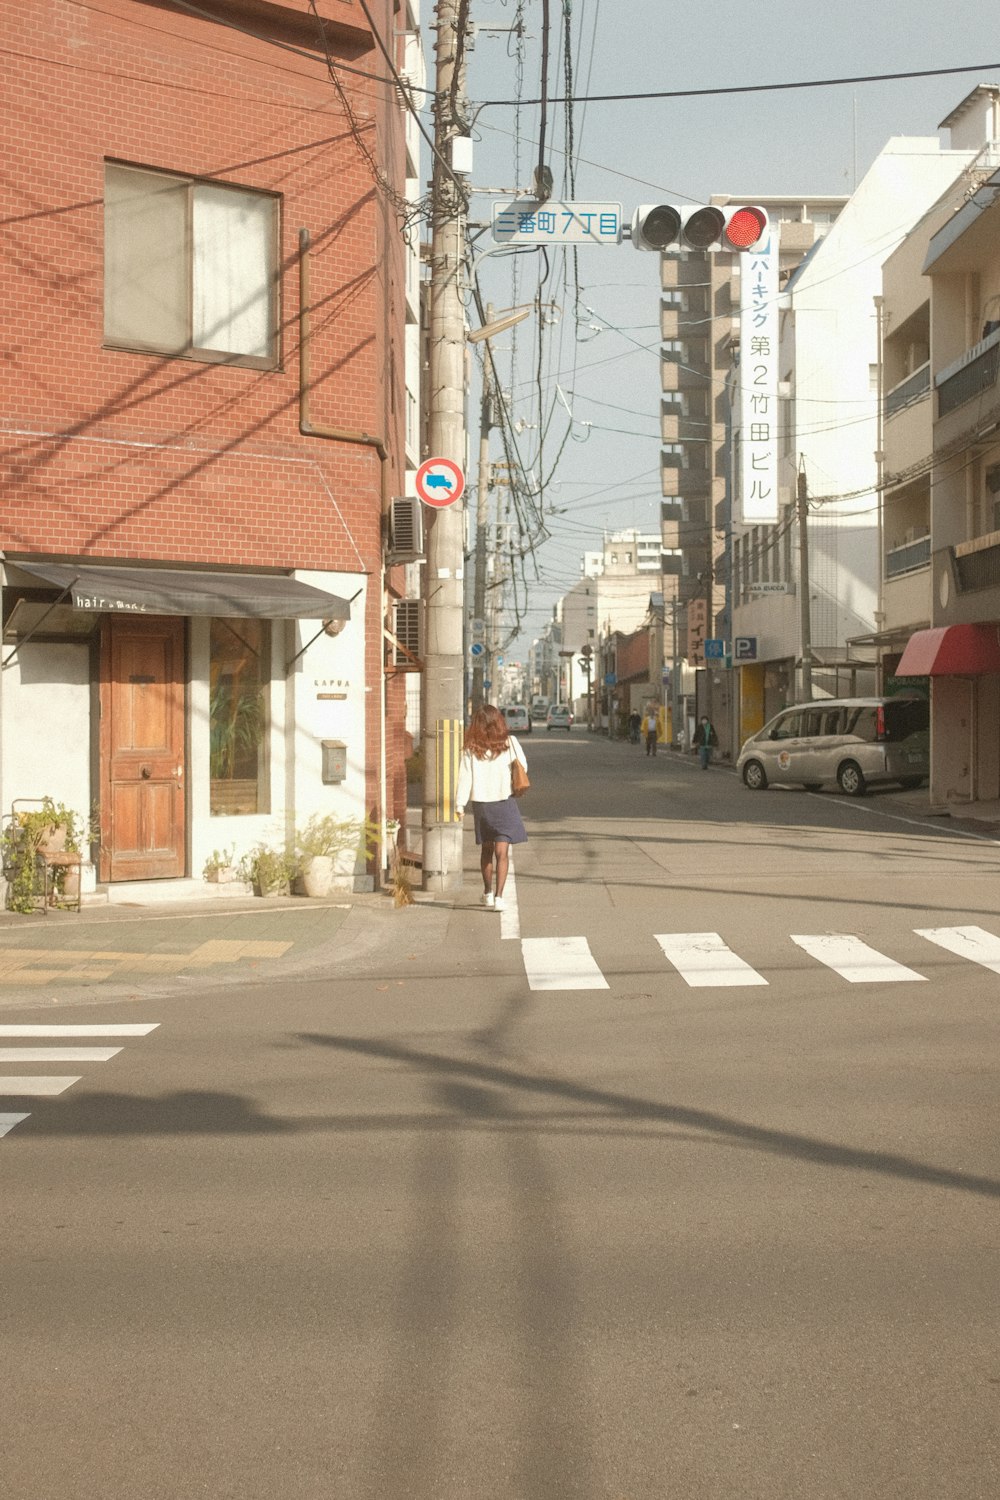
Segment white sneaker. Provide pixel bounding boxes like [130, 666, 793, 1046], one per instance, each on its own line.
[481, 891, 495, 908]
[494, 896, 506, 913]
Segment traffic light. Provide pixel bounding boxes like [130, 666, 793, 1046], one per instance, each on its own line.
[630, 203, 768, 253]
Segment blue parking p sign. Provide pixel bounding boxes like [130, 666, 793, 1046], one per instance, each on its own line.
[734, 636, 757, 661]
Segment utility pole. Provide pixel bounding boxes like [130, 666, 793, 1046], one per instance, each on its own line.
[703, 547, 714, 724]
[421, 0, 468, 894]
[470, 306, 494, 714]
[797, 458, 813, 700]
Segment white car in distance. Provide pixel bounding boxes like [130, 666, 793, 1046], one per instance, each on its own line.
[503, 704, 531, 735]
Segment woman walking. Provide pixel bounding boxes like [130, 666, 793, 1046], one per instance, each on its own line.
[455, 705, 528, 912]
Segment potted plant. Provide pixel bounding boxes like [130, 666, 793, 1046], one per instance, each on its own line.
[62, 805, 102, 901]
[237, 842, 295, 897]
[294, 814, 380, 897]
[203, 845, 238, 884]
[1, 799, 91, 913]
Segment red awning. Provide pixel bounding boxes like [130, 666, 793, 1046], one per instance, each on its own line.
[896, 623, 1000, 676]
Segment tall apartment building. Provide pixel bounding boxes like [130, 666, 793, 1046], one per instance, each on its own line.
[878, 92, 999, 681]
[660, 196, 845, 751]
[723, 106, 989, 759]
[893, 88, 1000, 813]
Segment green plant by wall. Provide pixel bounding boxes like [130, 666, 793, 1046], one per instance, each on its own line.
[202, 845, 236, 878]
[294, 813, 380, 865]
[1, 798, 91, 914]
[236, 842, 295, 895]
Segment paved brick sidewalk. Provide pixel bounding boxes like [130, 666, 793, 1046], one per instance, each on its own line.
[0, 897, 357, 1005]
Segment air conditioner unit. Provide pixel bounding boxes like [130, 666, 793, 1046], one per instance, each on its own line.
[392, 599, 423, 668]
[386, 497, 425, 563]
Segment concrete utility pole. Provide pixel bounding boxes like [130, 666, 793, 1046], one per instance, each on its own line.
[797, 458, 813, 700]
[421, 0, 468, 893]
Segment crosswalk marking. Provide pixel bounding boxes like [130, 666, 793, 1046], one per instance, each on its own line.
[518, 927, 1000, 992]
[790, 933, 927, 983]
[521, 936, 609, 990]
[0, 1024, 159, 1037]
[915, 925, 1000, 975]
[654, 932, 769, 987]
[0, 1022, 160, 1139]
[0, 1047, 123, 1062]
[0, 1076, 82, 1096]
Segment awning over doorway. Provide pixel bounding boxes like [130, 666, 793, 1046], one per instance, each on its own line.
[896, 622, 1000, 676]
[14, 562, 352, 621]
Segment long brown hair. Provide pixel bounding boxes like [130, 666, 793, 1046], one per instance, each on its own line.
[464, 704, 510, 759]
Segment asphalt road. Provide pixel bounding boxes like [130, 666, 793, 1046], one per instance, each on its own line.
[4, 733, 1000, 1499]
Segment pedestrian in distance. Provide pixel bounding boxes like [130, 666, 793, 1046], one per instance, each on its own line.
[692, 714, 719, 770]
[628, 709, 641, 745]
[455, 704, 528, 913]
[643, 705, 659, 757]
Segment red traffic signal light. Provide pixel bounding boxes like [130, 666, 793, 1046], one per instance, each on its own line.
[724, 205, 768, 249]
[631, 203, 769, 253]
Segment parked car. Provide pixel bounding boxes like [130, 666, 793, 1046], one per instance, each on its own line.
[736, 696, 929, 796]
[503, 703, 531, 734]
[546, 703, 573, 732]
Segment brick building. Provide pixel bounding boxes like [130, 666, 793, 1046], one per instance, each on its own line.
[1, 0, 420, 894]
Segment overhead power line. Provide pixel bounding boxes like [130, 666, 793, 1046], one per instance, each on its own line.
[479, 59, 1000, 108]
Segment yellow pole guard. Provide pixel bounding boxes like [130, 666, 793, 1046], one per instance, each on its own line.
[435, 718, 463, 821]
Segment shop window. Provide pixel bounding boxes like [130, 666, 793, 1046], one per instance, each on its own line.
[104, 162, 278, 366]
[209, 619, 270, 816]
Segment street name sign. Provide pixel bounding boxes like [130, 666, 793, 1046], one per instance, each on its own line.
[492, 201, 622, 245]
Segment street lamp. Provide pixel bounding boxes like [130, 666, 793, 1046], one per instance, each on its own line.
[467, 306, 532, 343]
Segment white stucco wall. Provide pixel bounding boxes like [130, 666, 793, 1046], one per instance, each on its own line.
[0, 642, 92, 831]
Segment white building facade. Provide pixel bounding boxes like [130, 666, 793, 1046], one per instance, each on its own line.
[730, 130, 977, 740]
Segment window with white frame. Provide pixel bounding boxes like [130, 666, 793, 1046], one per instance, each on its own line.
[104, 162, 279, 366]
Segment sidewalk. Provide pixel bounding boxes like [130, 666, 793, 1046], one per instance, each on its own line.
[0, 892, 341, 1000]
[0, 803, 463, 1007]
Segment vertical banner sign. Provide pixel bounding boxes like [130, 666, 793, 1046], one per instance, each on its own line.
[740, 233, 779, 524]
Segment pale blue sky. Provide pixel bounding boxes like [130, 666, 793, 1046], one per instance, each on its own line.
[421, 0, 1000, 657]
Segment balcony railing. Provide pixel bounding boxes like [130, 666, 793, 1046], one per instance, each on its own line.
[884, 362, 930, 419]
[955, 536, 1000, 592]
[937, 334, 1000, 417]
[884, 534, 930, 578]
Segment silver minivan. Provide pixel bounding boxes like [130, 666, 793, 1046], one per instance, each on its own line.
[737, 697, 929, 797]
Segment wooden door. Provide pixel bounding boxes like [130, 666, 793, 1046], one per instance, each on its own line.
[100, 616, 186, 881]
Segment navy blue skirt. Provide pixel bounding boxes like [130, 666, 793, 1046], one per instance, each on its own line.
[472, 797, 527, 845]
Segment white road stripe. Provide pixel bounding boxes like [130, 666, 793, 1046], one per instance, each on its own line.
[791, 933, 926, 983]
[0, 1047, 122, 1063]
[0, 1076, 82, 1096]
[915, 924, 1000, 975]
[655, 932, 769, 987]
[521, 936, 609, 990]
[500, 863, 520, 941]
[0, 1024, 159, 1036]
[0, 1114, 31, 1137]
